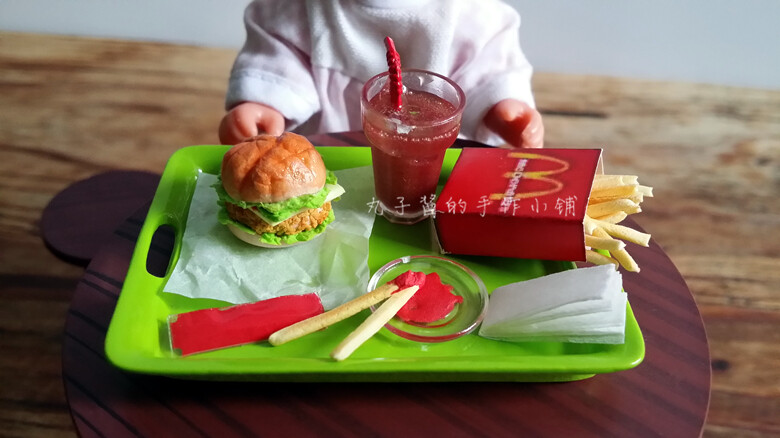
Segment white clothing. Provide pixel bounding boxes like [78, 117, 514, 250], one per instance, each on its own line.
[226, 0, 535, 146]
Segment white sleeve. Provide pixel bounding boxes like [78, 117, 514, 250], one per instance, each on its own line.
[225, 0, 320, 130]
[449, 3, 535, 146]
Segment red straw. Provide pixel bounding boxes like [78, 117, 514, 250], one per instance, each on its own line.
[384, 36, 403, 110]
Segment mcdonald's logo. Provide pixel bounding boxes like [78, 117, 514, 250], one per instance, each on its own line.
[490, 152, 571, 205]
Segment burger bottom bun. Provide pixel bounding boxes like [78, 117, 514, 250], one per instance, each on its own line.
[226, 223, 323, 248]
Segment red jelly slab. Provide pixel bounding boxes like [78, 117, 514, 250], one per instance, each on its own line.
[169, 293, 323, 356]
[391, 271, 463, 323]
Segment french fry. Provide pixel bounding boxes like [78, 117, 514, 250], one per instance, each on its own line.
[591, 176, 623, 192]
[637, 185, 654, 197]
[625, 193, 645, 204]
[586, 198, 641, 218]
[592, 175, 638, 191]
[589, 192, 643, 205]
[585, 234, 626, 252]
[268, 283, 398, 346]
[591, 211, 628, 224]
[331, 286, 419, 361]
[592, 227, 640, 272]
[583, 215, 598, 234]
[612, 248, 640, 272]
[589, 184, 638, 202]
[593, 174, 639, 187]
[589, 217, 651, 247]
[589, 188, 645, 205]
[586, 174, 652, 272]
[595, 174, 639, 183]
[586, 250, 619, 268]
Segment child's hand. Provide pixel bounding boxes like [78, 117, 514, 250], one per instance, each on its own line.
[218, 102, 285, 145]
[483, 99, 544, 148]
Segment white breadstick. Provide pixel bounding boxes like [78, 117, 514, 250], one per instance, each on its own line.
[330, 286, 419, 361]
[269, 283, 398, 346]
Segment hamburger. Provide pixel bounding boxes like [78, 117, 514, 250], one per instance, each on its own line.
[215, 133, 344, 247]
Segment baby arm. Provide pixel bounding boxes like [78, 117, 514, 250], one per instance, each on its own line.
[449, 1, 542, 148]
[219, 102, 285, 145]
[483, 99, 544, 149]
[220, 1, 318, 144]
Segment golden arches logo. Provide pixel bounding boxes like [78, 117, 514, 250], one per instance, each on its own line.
[489, 152, 570, 201]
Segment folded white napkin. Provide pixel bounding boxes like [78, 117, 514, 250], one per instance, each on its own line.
[479, 264, 627, 344]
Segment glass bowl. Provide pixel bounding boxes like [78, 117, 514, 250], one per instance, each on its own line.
[367, 255, 488, 343]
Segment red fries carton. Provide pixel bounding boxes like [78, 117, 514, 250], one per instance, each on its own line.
[434, 148, 602, 261]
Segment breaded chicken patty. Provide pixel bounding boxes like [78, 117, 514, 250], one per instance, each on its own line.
[226, 202, 332, 236]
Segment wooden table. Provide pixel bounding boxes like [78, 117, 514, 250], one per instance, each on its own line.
[1, 32, 779, 437]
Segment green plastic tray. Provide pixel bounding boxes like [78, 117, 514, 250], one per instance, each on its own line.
[104, 146, 644, 382]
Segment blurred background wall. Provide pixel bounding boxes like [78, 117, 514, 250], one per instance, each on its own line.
[0, 0, 777, 89]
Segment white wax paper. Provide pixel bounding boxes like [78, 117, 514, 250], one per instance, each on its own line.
[479, 264, 627, 344]
[163, 166, 376, 310]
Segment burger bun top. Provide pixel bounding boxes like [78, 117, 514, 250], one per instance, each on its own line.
[221, 133, 326, 204]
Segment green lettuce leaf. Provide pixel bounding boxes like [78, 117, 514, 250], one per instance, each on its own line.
[213, 171, 337, 223]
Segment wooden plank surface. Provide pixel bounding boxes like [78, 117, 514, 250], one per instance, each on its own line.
[0, 31, 778, 437]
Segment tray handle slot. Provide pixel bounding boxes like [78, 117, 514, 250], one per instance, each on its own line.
[145, 224, 176, 278]
[130, 148, 202, 283]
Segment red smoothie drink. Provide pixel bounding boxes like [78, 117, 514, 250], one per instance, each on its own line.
[362, 69, 465, 224]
